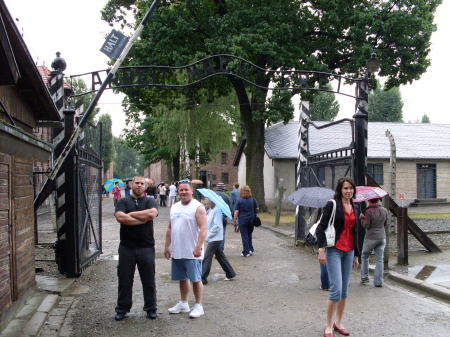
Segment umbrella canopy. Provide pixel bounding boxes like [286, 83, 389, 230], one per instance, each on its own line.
[287, 187, 335, 208]
[104, 178, 125, 193]
[354, 186, 388, 203]
[197, 188, 232, 219]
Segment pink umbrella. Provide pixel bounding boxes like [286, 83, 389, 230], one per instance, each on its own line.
[354, 186, 388, 203]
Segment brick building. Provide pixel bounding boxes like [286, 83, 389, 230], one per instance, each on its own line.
[0, 0, 60, 326]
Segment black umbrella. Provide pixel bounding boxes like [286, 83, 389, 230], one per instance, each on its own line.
[287, 187, 335, 208]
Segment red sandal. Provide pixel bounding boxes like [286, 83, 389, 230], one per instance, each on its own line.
[324, 328, 334, 337]
[333, 323, 350, 336]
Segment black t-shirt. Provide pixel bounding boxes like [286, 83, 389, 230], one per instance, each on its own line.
[115, 195, 158, 248]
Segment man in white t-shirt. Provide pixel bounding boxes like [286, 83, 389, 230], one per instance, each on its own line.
[168, 182, 177, 207]
[164, 180, 207, 318]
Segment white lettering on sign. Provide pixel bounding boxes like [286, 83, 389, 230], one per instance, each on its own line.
[104, 33, 120, 53]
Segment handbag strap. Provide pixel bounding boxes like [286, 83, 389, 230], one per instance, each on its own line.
[328, 199, 336, 227]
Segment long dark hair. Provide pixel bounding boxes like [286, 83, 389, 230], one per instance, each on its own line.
[334, 177, 356, 201]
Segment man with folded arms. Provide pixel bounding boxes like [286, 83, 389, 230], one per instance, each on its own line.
[114, 176, 158, 321]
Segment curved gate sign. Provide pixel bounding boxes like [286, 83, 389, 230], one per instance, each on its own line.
[70, 54, 363, 99]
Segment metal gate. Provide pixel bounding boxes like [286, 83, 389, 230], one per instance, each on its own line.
[75, 122, 102, 271]
[295, 104, 356, 240]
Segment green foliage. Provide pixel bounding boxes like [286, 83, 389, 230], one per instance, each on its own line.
[122, 93, 237, 166]
[102, 0, 442, 206]
[421, 114, 430, 123]
[368, 85, 403, 122]
[97, 114, 115, 173]
[113, 137, 146, 178]
[309, 87, 340, 121]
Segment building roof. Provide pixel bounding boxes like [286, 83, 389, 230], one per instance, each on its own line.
[264, 120, 450, 160]
[37, 65, 73, 91]
[0, 0, 60, 121]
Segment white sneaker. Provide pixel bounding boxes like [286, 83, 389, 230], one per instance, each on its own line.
[168, 301, 190, 314]
[189, 304, 204, 318]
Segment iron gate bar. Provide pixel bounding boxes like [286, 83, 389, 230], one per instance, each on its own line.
[77, 173, 99, 250]
[68, 54, 365, 99]
[307, 147, 354, 164]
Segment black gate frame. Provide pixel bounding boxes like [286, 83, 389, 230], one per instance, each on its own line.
[53, 112, 103, 277]
[74, 121, 103, 272]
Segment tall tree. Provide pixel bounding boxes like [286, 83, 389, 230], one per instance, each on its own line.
[103, 0, 441, 209]
[122, 93, 238, 180]
[98, 114, 114, 174]
[309, 87, 340, 121]
[368, 85, 403, 122]
[113, 137, 146, 178]
[421, 114, 430, 123]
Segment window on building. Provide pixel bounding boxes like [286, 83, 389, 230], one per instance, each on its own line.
[221, 152, 228, 165]
[368, 163, 384, 184]
[221, 172, 229, 184]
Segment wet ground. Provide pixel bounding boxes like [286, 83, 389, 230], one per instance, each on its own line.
[40, 199, 450, 337]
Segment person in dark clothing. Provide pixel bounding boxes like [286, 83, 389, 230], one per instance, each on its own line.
[114, 176, 159, 321]
[124, 181, 131, 197]
[146, 183, 157, 198]
[232, 185, 259, 257]
[214, 182, 232, 251]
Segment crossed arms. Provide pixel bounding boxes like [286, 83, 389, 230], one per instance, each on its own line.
[115, 208, 158, 226]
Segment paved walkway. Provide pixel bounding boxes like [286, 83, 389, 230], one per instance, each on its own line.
[2, 199, 450, 337]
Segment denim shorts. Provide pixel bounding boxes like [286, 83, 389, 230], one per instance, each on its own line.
[171, 259, 202, 282]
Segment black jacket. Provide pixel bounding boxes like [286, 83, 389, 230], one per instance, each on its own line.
[316, 199, 363, 256]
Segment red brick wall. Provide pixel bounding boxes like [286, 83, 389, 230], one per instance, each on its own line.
[200, 144, 238, 191]
[12, 156, 35, 297]
[0, 153, 11, 318]
[144, 161, 170, 184]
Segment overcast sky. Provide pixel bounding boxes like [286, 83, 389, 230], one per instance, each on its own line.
[5, 0, 450, 135]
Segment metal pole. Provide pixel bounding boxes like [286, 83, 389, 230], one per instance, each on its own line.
[354, 66, 373, 256]
[397, 206, 408, 265]
[61, 109, 77, 276]
[274, 178, 285, 227]
[295, 102, 310, 243]
[353, 72, 369, 187]
[34, 0, 161, 210]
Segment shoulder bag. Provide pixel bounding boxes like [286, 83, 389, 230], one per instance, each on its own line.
[307, 199, 336, 247]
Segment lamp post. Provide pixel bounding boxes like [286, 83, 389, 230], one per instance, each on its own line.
[354, 53, 380, 187]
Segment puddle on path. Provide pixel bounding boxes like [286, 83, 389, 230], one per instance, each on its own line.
[408, 264, 450, 288]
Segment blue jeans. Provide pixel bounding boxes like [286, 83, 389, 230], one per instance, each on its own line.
[361, 239, 386, 286]
[239, 224, 254, 255]
[320, 263, 330, 290]
[326, 247, 354, 302]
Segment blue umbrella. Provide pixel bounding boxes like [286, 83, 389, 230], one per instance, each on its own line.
[104, 178, 125, 193]
[287, 187, 335, 208]
[197, 188, 232, 219]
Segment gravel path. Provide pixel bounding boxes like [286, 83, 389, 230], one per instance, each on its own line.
[57, 200, 450, 337]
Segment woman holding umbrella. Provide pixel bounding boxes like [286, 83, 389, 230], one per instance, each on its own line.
[201, 197, 236, 284]
[316, 177, 361, 337]
[359, 198, 388, 287]
[353, 186, 388, 287]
